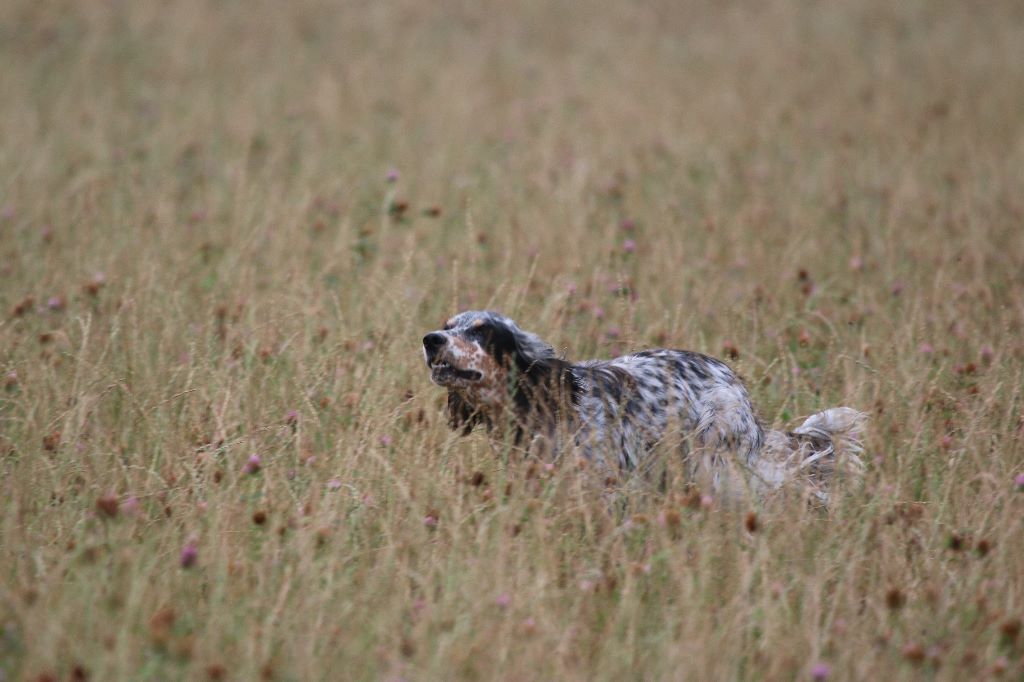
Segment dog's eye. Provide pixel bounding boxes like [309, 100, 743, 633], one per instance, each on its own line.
[468, 320, 494, 336]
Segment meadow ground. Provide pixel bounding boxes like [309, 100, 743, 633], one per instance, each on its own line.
[2, 1, 1024, 679]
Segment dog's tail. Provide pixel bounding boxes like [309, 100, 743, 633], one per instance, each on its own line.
[754, 407, 867, 500]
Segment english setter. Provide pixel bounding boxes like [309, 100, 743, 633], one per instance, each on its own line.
[423, 310, 865, 500]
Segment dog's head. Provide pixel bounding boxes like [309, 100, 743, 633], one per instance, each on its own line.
[423, 310, 555, 389]
[422, 311, 567, 434]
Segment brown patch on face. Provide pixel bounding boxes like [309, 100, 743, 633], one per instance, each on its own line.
[444, 335, 509, 407]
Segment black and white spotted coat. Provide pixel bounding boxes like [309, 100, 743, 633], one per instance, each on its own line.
[423, 311, 864, 498]
[571, 350, 763, 471]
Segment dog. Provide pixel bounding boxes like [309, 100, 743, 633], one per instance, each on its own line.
[423, 310, 865, 500]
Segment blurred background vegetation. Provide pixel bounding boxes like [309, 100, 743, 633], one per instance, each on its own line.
[1, 1, 1023, 679]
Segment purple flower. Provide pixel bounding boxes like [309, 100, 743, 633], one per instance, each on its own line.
[495, 593, 512, 609]
[423, 515, 438, 529]
[244, 454, 262, 475]
[379, 434, 393, 447]
[327, 478, 342, 491]
[810, 662, 831, 680]
[180, 541, 198, 568]
[285, 409, 299, 426]
[1015, 473, 1024, 490]
[385, 168, 400, 183]
[122, 496, 140, 516]
[620, 218, 635, 232]
[47, 296, 65, 311]
[623, 239, 636, 254]
[918, 343, 934, 355]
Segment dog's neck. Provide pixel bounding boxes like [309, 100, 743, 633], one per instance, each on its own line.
[447, 358, 581, 445]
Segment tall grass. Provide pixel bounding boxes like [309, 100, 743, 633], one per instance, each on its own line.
[2, 1, 1023, 679]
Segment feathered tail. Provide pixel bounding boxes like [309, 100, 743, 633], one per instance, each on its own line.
[753, 407, 867, 500]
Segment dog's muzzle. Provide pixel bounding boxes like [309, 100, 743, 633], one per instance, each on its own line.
[423, 332, 482, 384]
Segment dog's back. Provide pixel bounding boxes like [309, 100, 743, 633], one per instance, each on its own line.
[571, 349, 764, 471]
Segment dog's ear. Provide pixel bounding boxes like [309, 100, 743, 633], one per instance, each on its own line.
[508, 329, 555, 374]
[512, 355, 581, 423]
[498, 325, 578, 406]
[447, 390, 482, 435]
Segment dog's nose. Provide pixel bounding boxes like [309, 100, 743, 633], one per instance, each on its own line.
[423, 332, 447, 353]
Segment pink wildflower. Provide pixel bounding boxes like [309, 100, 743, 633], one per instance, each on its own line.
[810, 662, 831, 680]
[180, 540, 198, 568]
[122, 496, 140, 516]
[244, 454, 262, 474]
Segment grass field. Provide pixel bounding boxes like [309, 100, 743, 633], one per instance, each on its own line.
[2, 1, 1024, 679]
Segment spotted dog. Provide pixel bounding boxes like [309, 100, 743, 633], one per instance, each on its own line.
[423, 310, 865, 500]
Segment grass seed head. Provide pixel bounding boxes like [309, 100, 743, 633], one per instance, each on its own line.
[999, 618, 1021, 643]
[96, 495, 119, 519]
[902, 642, 926, 665]
[745, 511, 759, 533]
[886, 588, 906, 610]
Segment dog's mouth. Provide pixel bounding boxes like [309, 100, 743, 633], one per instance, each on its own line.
[429, 361, 483, 385]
